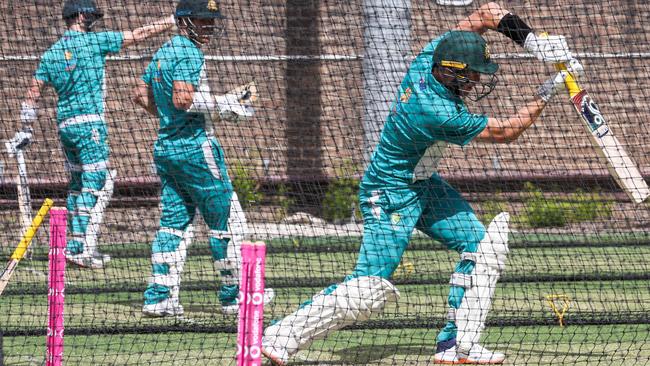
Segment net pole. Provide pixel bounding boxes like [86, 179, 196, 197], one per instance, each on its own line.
[362, 0, 412, 164]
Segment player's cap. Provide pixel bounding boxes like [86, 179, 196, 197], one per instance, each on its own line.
[62, 0, 103, 20]
[433, 31, 499, 74]
[176, 0, 225, 19]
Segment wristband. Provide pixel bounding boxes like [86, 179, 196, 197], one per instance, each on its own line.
[497, 13, 533, 47]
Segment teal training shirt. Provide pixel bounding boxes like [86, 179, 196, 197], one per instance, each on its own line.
[362, 32, 489, 189]
[142, 35, 209, 151]
[34, 30, 123, 124]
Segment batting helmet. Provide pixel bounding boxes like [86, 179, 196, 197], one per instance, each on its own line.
[175, 0, 225, 19]
[62, 0, 104, 20]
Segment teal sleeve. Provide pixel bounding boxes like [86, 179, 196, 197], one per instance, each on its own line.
[438, 110, 488, 146]
[420, 99, 488, 146]
[33, 56, 50, 84]
[95, 32, 124, 55]
[172, 57, 203, 87]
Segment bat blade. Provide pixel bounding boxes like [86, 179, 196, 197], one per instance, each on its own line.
[0, 260, 19, 296]
[15, 150, 35, 244]
[572, 90, 650, 203]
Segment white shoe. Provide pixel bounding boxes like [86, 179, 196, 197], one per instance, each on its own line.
[434, 343, 505, 364]
[434, 345, 461, 364]
[142, 298, 184, 317]
[65, 251, 111, 269]
[464, 344, 506, 364]
[222, 288, 276, 315]
[261, 337, 289, 365]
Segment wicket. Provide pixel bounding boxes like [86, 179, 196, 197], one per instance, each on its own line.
[236, 241, 267, 366]
[46, 208, 67, 366]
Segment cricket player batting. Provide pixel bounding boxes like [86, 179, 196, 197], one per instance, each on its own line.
[133, 0, 272, 317]
[262, 2, 582, 365]
[18, 0, 175, 269]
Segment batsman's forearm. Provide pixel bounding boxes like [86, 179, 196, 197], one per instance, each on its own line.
[135, 98, 158, 116]
[23, 78, 45, 107]
[456, 2, 509, 34]
[479, 98, 545, 143]
[504, 98, 546, 140]
[123, 15, 175, 47]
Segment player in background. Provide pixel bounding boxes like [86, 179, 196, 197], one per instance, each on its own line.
[262, 2, 582, 365]
[17, 0, 175, 269]
[132, 0, 272, 317]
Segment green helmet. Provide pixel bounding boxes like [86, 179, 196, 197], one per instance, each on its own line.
[175, 0, 225, 19]
[62, 0, 103, 20]
[433, 31, 499, 74]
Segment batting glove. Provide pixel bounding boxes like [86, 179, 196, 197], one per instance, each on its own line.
[216, 82, 257, 122]
[564, 58, 584, 78]
[524, 33, 573, 63]
[536, 70, 570, 103]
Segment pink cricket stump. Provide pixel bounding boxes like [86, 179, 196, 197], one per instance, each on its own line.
[236, 241, 267, 366]
[46, 208, 67, 366]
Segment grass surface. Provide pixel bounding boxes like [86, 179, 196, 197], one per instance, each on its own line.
[2, 236, 650, 365]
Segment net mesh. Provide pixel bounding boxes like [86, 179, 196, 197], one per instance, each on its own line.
[1, 1, 650, 365]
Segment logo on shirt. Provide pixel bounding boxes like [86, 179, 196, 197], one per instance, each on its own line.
[207, 0, 219, 11]
[153, 60, 162, 82]
[419, 77, 427, 91]
[64, 50, 77, 72]
[400, 87, 412, 103]
[391, 212, 401, 226]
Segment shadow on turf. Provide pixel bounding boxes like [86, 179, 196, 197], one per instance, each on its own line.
[283, 344, 436, 365]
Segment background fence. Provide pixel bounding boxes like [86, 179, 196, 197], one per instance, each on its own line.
[1, 0, 649, 365]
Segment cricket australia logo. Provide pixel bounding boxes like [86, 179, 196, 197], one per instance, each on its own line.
[64, 50, 77, 72]
[577, 92, 610, 138]
[207, 0, 219, 11]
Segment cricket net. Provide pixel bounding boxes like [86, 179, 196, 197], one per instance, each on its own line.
[1, 0, 650, 365]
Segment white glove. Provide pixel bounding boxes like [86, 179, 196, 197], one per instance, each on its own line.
[6, 128, 33, 154]
[524, 33, 573, 63]
[563, 58, 584, 78]
[215, 82, 256, 122]
[536, 70, 570, 102]
[20, 102, 37, 127]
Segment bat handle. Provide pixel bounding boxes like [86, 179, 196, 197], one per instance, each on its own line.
[554, 62, 582, 98]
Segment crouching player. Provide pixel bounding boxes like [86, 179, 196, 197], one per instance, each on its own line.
[132, 0, 272, 317]
[262, 2, 582, 364]
[19, 0, 175, 269]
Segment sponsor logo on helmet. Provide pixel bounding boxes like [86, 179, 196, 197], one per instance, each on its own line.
[440, 60, 467, 70]
[207, 0, 219, 11]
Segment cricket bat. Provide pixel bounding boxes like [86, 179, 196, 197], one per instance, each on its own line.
[0, 198, 54, 296]
[556, 63, 650, 203]
[6, 132, 37, 247]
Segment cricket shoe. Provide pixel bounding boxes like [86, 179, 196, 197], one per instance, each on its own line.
[434, 340, 505, 364]
[65, 251, 111, 269]
[142, 298, 184, 317]
[261, 337, 290, 366]
[221, 288, 276, 315]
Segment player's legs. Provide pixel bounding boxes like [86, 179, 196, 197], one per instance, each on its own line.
[60, 122, 112, 268]
[217, 192, 275, 315]
[262, 188, 416, 364]
[182, 137, 239, 310]
[143, 172, 196, 317]
[416, 176, 508, 364]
